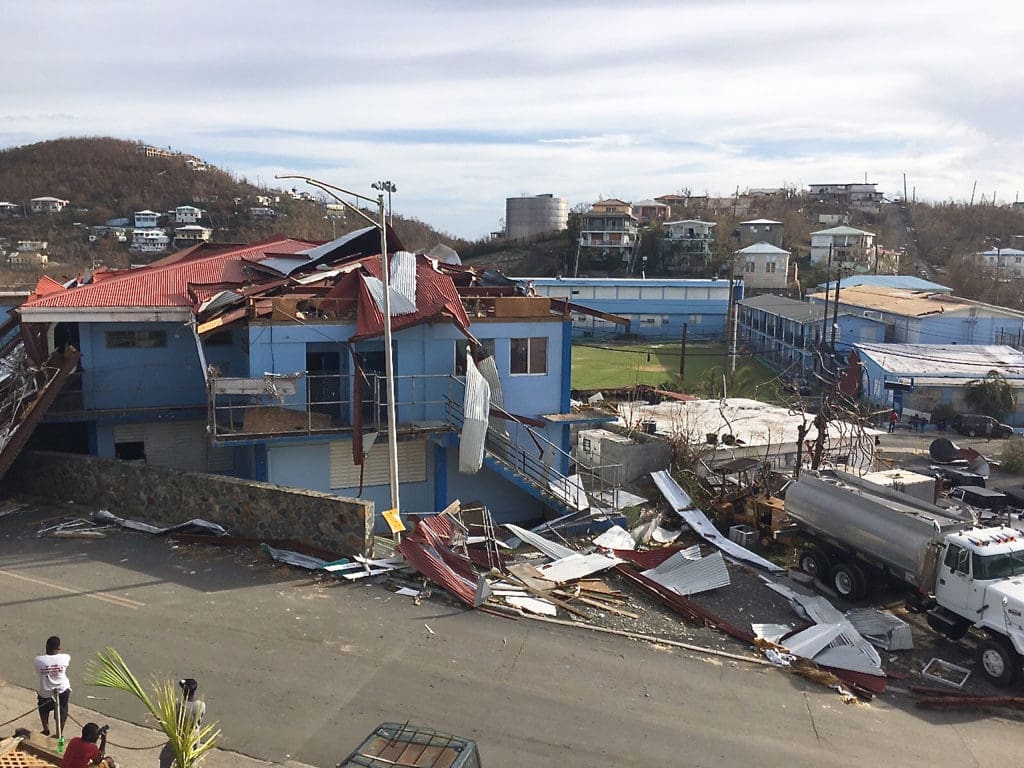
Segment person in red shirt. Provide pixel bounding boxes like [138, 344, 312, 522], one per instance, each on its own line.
[60, 722, 113, 768]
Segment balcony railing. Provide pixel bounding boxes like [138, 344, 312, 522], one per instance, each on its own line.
[208, 372, 458, 441]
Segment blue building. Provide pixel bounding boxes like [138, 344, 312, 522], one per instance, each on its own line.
[738, 294, 884, 376]
[853, 343, 1024, 426]
[807, 284, 1024, 348]
[18, 231, 617, 532]
[525, 277, 740, 341]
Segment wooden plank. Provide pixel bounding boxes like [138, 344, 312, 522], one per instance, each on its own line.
[504, 572, 591, 620]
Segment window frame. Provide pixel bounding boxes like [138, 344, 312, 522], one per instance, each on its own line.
[510, 337, 548, 376]
[105, 329, 168, 349]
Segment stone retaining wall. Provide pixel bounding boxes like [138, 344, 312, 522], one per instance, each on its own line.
[6, 450, 373, 556]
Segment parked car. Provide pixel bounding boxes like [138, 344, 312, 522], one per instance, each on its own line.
[948, 486, 1008, 515]
[952, 414, 1014, 439]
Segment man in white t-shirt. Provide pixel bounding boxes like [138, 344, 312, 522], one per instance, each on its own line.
[34, 635, 71, 736]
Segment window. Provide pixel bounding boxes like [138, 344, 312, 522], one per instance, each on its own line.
[510, 337, 547, 375]
[688, 314, 703, 324]
[745, 261, 755, 273]
[454, 339, 495, 375]
[106, 330, 167, 348]
[944, 544, 970, 575]
[765, 261, 777, 273]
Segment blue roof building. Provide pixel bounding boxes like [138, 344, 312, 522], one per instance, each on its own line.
[525, 277, 740, 341]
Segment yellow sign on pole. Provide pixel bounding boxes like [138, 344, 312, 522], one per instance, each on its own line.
[382, 508, 406, 533]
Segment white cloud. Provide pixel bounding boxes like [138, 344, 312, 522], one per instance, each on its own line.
[2, 0, 1023, 236]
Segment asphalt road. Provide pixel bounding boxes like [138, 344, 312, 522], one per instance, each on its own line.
[0, 504, 1019, 768]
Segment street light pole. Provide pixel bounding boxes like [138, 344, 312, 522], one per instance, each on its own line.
[372, 181, 396, 226]
[276, 174, 401, 541]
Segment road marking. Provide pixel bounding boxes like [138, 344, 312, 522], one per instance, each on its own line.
[0, 570, 145, 610]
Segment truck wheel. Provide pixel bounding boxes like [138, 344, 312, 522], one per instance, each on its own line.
[799, 548, 829, 579]
[977, 637, 1021, 688]
[967, 428, 977, 437]
[830, 562, 866, 601]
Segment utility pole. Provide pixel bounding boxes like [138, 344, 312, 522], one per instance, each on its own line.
[679, 322, 688, 382]
[903, 173, 909, 204]
[821, 242, 833, 370]
[830, 268, 842, 373]
[970, 180, 977, 206]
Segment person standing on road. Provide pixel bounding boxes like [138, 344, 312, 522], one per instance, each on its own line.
[34, 635, 71, 737]
[888, 410, 898, 433]
[986, 420, 993, 441]
[178, 678, 205, 730]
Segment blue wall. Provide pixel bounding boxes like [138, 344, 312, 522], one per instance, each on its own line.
[81, 322, 207, 410]
[527, 278, 737, 340]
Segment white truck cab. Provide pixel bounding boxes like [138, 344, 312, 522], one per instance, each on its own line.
[936, 527, 1024, 685]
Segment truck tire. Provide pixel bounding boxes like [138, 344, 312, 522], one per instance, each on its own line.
[830, 562, 866, 601]
[977, 637, 1021, 688]
[967, 428, 977, 437]
[799, 548, 829, 579]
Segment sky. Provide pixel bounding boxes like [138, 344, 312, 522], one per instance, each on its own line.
[3, 1, 1023, 239]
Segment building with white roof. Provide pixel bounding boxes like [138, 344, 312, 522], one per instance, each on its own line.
[974, 247, 1024, 278]
[617, 397, 878, 474]
[30, 196, 69, 214]
[853, 343, 1024, 425]
[810, 226, 877, 267]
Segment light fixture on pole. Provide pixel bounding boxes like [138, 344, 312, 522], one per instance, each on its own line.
[372, 181, 397, 225]
[276, 174, 401, 541]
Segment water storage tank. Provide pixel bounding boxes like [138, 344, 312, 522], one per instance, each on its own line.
[505, 194, 568, 242]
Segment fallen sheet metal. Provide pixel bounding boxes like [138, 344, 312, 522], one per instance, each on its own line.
[260, 544, 327, 570]
[651, 526, 682, 544]
[765, 578, 885, 677]
[752, 623, 793, 644]
[503, 523, 576, 560]
[93, 509, 229, 536]
[537, 552, 622, 583]
[846, 608, 914, 651]
[459, 353, 490, 474]
[784, 623, 845, 659]
[641, 550, 731, 596]
[593, 525, 636, 551]
[651, 470, 784, 573]
[548, 473, 590, 511]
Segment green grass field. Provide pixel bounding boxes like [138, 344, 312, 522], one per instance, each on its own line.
[571, 340, 780, 398]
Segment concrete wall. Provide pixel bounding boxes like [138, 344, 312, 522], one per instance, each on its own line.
[6, 450, 373, 557]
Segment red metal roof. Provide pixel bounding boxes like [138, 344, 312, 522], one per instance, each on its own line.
[22, 236, 317, 310]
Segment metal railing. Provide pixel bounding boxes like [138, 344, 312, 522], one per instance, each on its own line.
[208, 372, 458, 440]
[444, 391, 621, 513]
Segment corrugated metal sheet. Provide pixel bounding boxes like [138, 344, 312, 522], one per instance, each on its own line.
[503, 524, 576, 561]
[593, 525, 635, 550]
[397, 539, 477, 607]
[537, 552, 621, 583]
[390, 251, 417, 306]
[846, 608, 914, 651]
[362, 274, 417, 316]
[24, 237, 316, 308]
[641, 551, 730, 596]
[651, 470, 784, 573]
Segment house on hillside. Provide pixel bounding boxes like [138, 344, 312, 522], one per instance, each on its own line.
[134, 210, 161, 229]
[631, 199, 670, 225]
[174, 205, 203, 224]
[974, 247, 1024, 279]
[8, 250, 48, 269]
[578, 200, 638, 271]
[16, 240, 48, 252]
[734, 242, 791, 292]
[809, 226, 876, 267]
[249, 207, 277, 220]
[184, 158, 208, 171]
[130, 228, 169, 252]
[30, 197, 69, 214]
[173, 225, 213, 244]
[18, 229, 622, 530]
[738, 219, 783, 248]
[808, 183, 884, 212]
[0, 202, 23, 218]
[661, 219, 715, 272]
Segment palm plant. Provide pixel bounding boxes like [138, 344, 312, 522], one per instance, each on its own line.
[85, 648, 221, 768]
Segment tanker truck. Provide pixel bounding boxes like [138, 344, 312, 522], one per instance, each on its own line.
[786, 469, 1024, 687]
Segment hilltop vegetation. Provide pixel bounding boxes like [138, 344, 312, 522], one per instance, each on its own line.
[0, 137, 468, 284]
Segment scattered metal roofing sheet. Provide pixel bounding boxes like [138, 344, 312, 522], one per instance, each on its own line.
[846, 608, 914, 651]
[593, 525, 635, 551]
[641, 550, 730, 596]
[752, 623, 793, 644]
[390, 250, 417, 306]
[362, 274, 417, 316]
[503, 524, 576, 561]
[784, 623, 844, 659]
[651, 470, 784, 573]
[548, 473, 589, 511]
[537, 552, 622, 583]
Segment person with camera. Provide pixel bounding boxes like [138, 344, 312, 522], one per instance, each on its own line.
[60, 722, 114, 768]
